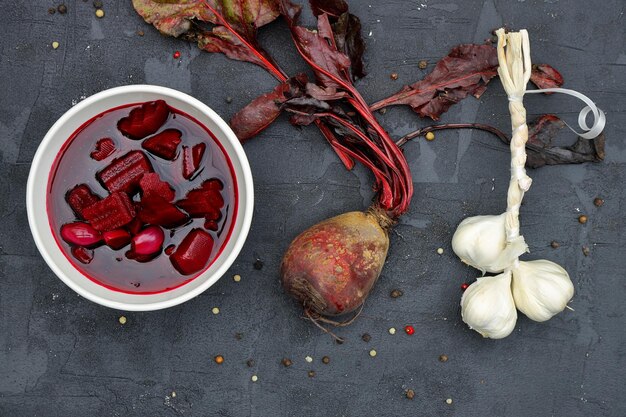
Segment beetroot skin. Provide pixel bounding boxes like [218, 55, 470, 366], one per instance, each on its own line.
[281, 209, 391, 316]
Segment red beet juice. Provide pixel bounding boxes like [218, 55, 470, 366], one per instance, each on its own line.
[47, 100, 238, 294]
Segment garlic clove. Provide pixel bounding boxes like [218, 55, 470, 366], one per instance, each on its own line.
[512, 259, 574, 322]
[461, 271, 517, 339]
[452, 213, 528, 274]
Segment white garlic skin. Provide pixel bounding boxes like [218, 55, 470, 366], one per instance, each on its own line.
[452, 214, 507, 273]
[512, 260, 574, 322]
[461, 271, 517, 339]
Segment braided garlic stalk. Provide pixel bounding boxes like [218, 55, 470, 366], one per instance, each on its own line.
[453, 29, 574, 339]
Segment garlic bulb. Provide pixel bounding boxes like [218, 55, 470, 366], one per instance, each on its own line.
[461, 271, 517, 339]
[512, 260, 574, 322]
[452, 214, 528, 274]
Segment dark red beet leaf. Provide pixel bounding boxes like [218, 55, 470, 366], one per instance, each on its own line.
[90, 137, 116, 161]
[529, 64, 564, 91]
[118, 100, 170, 139]
[83, 192, 136, 232]
[142, 129, 182, 160]
[97, 151, 153, 194]
[170, 228, 214, 275]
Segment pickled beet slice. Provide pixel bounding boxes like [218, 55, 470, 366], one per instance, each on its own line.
[83, 192, 135, 232]
[103, 229, 131, 250]
[90, 137, 116, 161]
[139, 172, 175, 202]
[97, 151, 153, 194]
[170, 228, 214, 275]
[131, 225, 164, 256]
[182, 143, 206, 180]
[176, 179, 224, 220]
[72, 246, 94, 264]
[117, 100, 170, 140]
[126, 218, 143, 235]
[141, 129, 182, 160]
[65, 184, 101, 219]
[138, 195, 188, 228]
[60, 222, 102, 247]
[204, 219, 219, 231]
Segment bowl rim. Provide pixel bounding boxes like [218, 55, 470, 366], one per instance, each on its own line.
[26, 84, 254, 311]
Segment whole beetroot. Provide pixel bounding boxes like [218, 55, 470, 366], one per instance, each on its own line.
[281, 207, 394, 316]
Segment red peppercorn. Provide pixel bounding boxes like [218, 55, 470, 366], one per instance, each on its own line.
[461, 283, 470, 291]
[173, 51, 181, 59]
[404, 325, 415, 335]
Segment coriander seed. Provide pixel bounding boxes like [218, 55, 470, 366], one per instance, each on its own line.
[214, 355, 224, 364]
[118, 315, 127, 324]
[439, 354, 448, 362]
[578, 214, 588, 224]
[425, 131, 435, 141]
[95, 8, 104, 18]
[322, 356, 330, 364]
[390, 289, 403, 298]
[390, 73, 399, 80]
[550, 241, 560, 249]
[593, 197, 604, 207]
[406, 389, 415, 400]
[281, 358, 292, 367]
[418, 60, 428, 69]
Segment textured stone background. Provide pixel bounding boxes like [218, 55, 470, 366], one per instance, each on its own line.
[1, 1, 625, 416]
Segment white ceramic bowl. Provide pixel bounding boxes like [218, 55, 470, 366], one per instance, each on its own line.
[26, 85, 253, 311]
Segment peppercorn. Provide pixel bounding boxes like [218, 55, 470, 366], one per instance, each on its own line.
[173, 51, 181, 59]
[321, 356, 330, 364]
[461, 283, 469, 291]
[593, 197, 604, 207]
[439, 354, 448, 362]
[582, 246, 590, 256]
[406, 389, 415, 400]
[390, 289, 403, 298]
[390, 73, 399, 80]
[308, 370, 316, 378]
[57, 4, 67, 14]
[225, 96, 233, 103]
[361, 333, 371, 342]
[578, 214, 588, 224]
[418, 60, 428, 69]
[214, 355, 224, 364]
[425, 131, 435, 141]
[404, 325, 415, 335]
[48, 7, 56, 14]
[253, 259, 264, 270]
[246, 359, 254, 367]
[281, 358, 292, 367]
[550, 241, 560, 249]
[93, 0, 102, 8]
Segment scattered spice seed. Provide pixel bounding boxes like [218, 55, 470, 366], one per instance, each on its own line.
[246, 359, 254, 367]
[57, 4, 67, 14]
[446, 398, 453, 405]
[305, 356, 313, 363]
[361, 333, 371, 342]
[437, 247, 444, 255]
[253, 259, 264, 270]
[425, 131, 435, 141]
[404, 325, 415, 335]
[593, 197, 604, 207]
[369, 349, 377, 357]
[281, 358, 292, 367]
[118, 315, 127, 324]
[378, 108, 387, 115]
[233, 274, 241, 282]
[214, 355, 224, 364]
[137, 30, 144, 36]
[406, 389, 415, 400]
[550, 241, 560, 249]
[95, 8, 104, 18]
[439, 354, 448, 362]
[225, 96, 233, 103]
[212, 307, 220, 315]
[418, 59, 428, 69]
[578, 214, 588, 224]
[582, 246, 590, 256]
[171, 391, 176, 398]
[251, 375, 258, 382]
[308, 370, 316, 378]
[52, 41, 60, 50]
[48, 7, 56, 14]
[321, 356, 330, 364]
[390, 72, 399, 80]
[173, 51, 181, 59]
[388, 327, 396, 335]
[93, 0, 102, 8]
[235, 332, 243, 340]
[390, 289, 403, 298]
[461, 283, 469, 291]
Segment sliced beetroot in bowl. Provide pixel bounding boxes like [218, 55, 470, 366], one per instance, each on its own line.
[90, 137, 116, 161]
[83, 192, 135, 232]
[97, 150, 153, 194]
[138, 195, 188, 228]
[103, 229, 131, 250]
[65, 184, 101, 219]
[60, 222, 103, 247]
[131, 225, 164, 256]
[117, 100, 170, 140]
[170, 228, 214, 275]
[72, 246, 94, 264]
[126, 218, 144, 235]
[182, 143, 206, 180]
[139, 172, 175, 202]
[176, 179, 224, 220]
[142, 129, 182, 160]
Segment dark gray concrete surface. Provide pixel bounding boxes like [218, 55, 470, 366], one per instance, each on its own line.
[1, 1, 625, 416]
